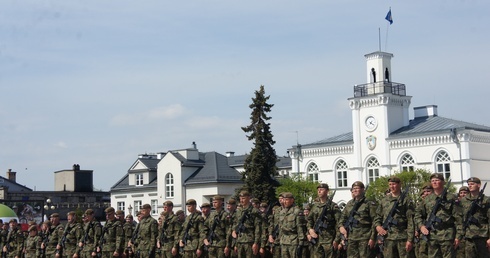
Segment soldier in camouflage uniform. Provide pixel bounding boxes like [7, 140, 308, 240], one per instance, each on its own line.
[97, 207, 124, 257]
[39, 221, 52, 258]
[200, 203, 212, 258]
[203, 195, 231, 258]
[123, 214, 136, 258]
[415, 173, 463, 258]
[45, 213, 65, 258]
[79, 209, 103, 258]
[57, 211, 83, 258]
[24, 225, 41, 258]
[2, 219, 25, 258]
[455, 186, 469, 258]
[232, 191, 262, 258]
[339, 181, 377, 258]
[132, 204, 158, 258]
[225, 199, 238, 258]
[415, 183, 433, 258]
[278, 192, 306, 258]
[179, 199, 205, 258]
[268, 194, 284, 258]
[258, 202, 272, 258]
[157, 201, 181, 258]
[307, 183, 341, 258]
[374, 176, 415, 258]
[459, 177, 490, 257]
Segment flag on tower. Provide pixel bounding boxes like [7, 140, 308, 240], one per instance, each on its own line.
[385, 8, 393, 24]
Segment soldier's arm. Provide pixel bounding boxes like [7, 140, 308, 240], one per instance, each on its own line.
[372, 198, 384, 229]
[332, 203, 342, 242]
[253, 210, 262, 246]
[368, 201, 378, 241]
[406, 198, 415, 242]
[297, 208, 307, 243]
[115, 222, 124, 252]
[414, 198, 426, 230]
[451, 195, 463, 240]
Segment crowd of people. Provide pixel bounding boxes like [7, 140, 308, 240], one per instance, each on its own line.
[0, 172, 488, 258]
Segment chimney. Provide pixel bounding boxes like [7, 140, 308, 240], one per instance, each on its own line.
[414, 105, 438, 118]
[6, 169, 16, 182]
[192, 141, 197, 149]
[225, 151, 235, 157]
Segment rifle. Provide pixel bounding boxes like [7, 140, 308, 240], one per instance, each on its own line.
[57, 224, 71, 256]
[377, 185, 410, 253]
[310, 190, 336, 245]
[2, 233, 12, 258]
[463, 182, 487, 232]
[206, 210, 223, 247]
[128, 223, 140, 257]
[421, 179, 451, 242]
[232, 207, 250, 248]
[40, 230, 51, 257]
[341, 185, 369, 250]
[77, 221, 93, 256]
[179, 213, 195, 253]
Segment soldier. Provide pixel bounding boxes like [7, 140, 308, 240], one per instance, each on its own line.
[79, 209, 102, 258]
[415, 183, 433, 258]
[24, 225, 41, 258]
[232, 191, 262, 258]
[268, 193, 284, 258]
[132, 204, 158, 258]
[339, 181, 377, 258]
[225, 199, 238, 258]
[97, 207, 124, 257]
[179, 199, 205, 258]
[307, 183, 341, 258]
[204, 195, 231, 258]
[157, 201, 181, 258]
[278, 192, 306, 258]
[2, 219, 24, 258]
[415, 173, 462, 258]
[45, 213, 65, 258]
[57, 211, 83, 258]
[258, 202, 272, 258]
[0, 221, 7, 254]
[123, 214, 136, 258]
[456, 186, 469, 258]
[459, 177, 490, 257]
[200, 203, 212, 258]
[374, 176, 415, 258]
[39, 220, 52, 258]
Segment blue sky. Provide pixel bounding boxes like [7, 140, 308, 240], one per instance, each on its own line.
[0, 1, 489, 191]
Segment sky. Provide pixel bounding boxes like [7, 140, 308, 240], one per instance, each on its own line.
[0, 0, 489, 191]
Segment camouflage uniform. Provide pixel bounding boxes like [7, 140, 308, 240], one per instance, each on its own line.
[339, 196, 377, 258]
[24, 228, 41, 258]
[226, 201, 238, 258]
[278, 196, 306, 258]
[307, 198, 341, 258]
[46, 222, 64, 257]
[134, 214, 158, 258]
[204, 209, 231, 258]
[4, 225, 25, 258]
[158, 212, 182, 258]
[59, 220, 83, 258]
[459, 178, 490, 257]
[99, 216, 124, 257]
[374, 190, 415, 258]
[415, 185, 463, 258]
[269, 205, 282, 258]
[179, 211, 205, 258]
[123, 218, 136, 257]
[81, 219, 103, 258]
[233, 205, 261, 258]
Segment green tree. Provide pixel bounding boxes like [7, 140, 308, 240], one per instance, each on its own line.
[276, 174, 318, 207]
[240, 85, 278, 203]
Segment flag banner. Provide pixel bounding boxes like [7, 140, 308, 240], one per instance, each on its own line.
[385, 9, 393, 24]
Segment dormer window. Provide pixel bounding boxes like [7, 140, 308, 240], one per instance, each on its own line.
[136, 173, 144, 186]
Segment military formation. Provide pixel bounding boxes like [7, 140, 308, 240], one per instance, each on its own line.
[1, 172, 489, 258]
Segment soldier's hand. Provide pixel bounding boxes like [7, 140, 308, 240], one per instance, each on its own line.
[203, 239, 210, 246]
[172, 247, 177, 256]
[179, 240, 184, 247]
[224, 246, 230, 257]
[376, 226, 387, 236]
[453, 238, 460, 249]
[405, 241, 413, 252]
[268, 235, 275, 243]
[420, 225, 429, 236]
[368, 239, 375, 249]
[196, 248, 202, 257]
[232, 230, 237, 239]
[339, 226, 347, 238]
[157, 241, 161, 248]
[252, 243, 259, 255]
[332, 241, 339, 250]
[308, 228, 318, 239]
[113, 251, 120, 257]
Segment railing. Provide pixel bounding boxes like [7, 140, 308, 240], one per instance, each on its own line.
[353, 82, 406, 97]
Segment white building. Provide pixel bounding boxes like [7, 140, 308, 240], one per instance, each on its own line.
[110, 142, 244, 218]
[289, 51, 490, 206]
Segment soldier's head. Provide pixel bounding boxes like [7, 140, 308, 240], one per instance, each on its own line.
[278, 193, 285, 206]
[67, 211, 76, 223]
[388, 176, 402, 194]
[239, 191, 251, 207]
[105, 207, 116, 220]
[9, 219, 17, 230]
[226, 198, 237, 212]
[317, 183, 329, 199]
[42, 221, 51, 231]
[430, 173, 445, 190]
[84, 209, 95, 221]
[303, 204, 311, 217]
[28, 225, 38, 236]
[176, 210, 185, 222]
[125, 214, 134, 223]
[212, 195, 224, 210]
[467, 177, 482, 193]
[458, 186, 469, 198]
[200, 203, 211, 217]
[116, 210, 125, 222]
[50, 213, 60, 225]
[141, 204, 152, 218]
[185, 199, 197, 213]
[282, 192, 295, 208]
[163, 201, 174, 213]
[351, 181, 365, 199]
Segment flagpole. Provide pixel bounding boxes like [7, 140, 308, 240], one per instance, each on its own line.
[378, 27, 381, 51]
[385, 22, 389, 52]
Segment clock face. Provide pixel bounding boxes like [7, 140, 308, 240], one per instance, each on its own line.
[365, 116, 378, 131]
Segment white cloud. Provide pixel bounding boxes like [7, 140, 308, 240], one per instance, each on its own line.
[54, 141, 68, 149]
[110, 104, 187, 126]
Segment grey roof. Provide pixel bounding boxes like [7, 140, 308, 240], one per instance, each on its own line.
[301, 115, 490, 147]
[0, 175, 32, 192]
[227, 154, 291, 168]
[185, 152, 242, 185]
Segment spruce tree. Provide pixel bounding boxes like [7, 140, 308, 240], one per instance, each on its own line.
[241, 85, 278, 203]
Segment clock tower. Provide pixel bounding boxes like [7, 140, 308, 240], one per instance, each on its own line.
[348, 51, 412, 182]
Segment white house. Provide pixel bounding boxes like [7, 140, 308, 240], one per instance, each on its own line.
[288, 50, 490, 206]
[110, 142, 244, 218]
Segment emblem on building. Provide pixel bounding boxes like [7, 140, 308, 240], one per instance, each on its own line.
[366, 135, 377, 150]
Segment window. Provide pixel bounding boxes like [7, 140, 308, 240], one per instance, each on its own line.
[136, 174, 144, 186]
[436, 151, 451, 180]
[165, 173, 174, 198]
[367, 157, 380, 183]
[134, 201, 142, 214]
[117, 202, 125, 212]
[307, 163, 319, 182]
[336, 160, 348, 187]
[400, 154, 415, 172]
[151, 200, 158, 215]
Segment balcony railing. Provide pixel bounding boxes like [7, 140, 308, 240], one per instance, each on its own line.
[353, 82, 406, 97]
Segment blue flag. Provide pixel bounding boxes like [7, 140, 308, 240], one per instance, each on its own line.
[385, 9, 393, 24]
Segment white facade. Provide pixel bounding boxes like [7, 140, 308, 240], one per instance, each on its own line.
[290, 51, 490, 206]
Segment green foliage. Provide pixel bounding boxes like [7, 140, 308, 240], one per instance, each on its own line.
[240, 85, 278, 203]
[277, 175, 318, 206]
[365, 169, 457, 203]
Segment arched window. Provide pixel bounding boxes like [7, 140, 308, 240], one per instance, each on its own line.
[400, 154, 415, 172]
[307, 163, 319, 182]
[336, 160, 348, 188]
[367, 157, 380, 183]
[165, 173, 174, 198]
[435, 151, 451, 180]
